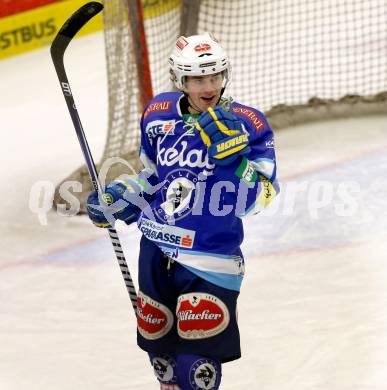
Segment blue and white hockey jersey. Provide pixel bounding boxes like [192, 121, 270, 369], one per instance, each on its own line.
[136, 92, 279, 291]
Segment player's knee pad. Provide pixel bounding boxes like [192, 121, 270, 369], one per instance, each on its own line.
[176, 354, 222, 390]
[149, 353, 178, 387]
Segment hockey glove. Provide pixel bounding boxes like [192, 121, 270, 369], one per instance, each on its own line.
[87, 170, 156, 228]
[196, 106, 250, 166]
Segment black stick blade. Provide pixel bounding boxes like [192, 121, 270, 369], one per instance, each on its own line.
[51, 2, 103, 59]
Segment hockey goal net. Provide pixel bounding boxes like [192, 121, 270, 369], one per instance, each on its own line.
[55, 0, 387, 212]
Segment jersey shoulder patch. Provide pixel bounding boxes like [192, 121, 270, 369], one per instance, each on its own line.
[143, 92, 182, 119]
[232, 102, 266, 133]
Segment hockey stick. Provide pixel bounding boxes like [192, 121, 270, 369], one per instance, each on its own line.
[50, 2, 138, 312]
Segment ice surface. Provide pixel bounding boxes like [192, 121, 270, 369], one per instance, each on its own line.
[1, 32, 387, 390]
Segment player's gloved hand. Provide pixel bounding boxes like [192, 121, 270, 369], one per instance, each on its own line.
[87, 178, 142, 228]
[87, 169, 159, 228]
[196, 106, 250, 166]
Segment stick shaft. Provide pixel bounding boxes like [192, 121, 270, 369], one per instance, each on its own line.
[50, 2, 137, 312]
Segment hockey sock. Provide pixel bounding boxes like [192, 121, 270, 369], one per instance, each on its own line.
[176, 354, 222, 390]
[149, 353, 178, 387]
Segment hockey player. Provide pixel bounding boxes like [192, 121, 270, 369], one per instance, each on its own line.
[87, 33, 279, 390]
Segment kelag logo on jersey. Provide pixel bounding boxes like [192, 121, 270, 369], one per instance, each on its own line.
[157, 138, 215, 170]
[146, 120, 177, 143]
[139, 218, 195, 248]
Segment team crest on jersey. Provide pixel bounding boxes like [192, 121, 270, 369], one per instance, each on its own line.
[136, 291, 174, 340]
[176, 293, 230, 339]
[146, 119, 177, 143]
[157, 169, 198, 222]
[190, 358, 220, 390]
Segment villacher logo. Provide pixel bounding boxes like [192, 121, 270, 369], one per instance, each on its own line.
[176, 293, 230, 339]
[136, 291, 174, 340]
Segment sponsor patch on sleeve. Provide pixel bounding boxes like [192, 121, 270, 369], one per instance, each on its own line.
[233, 106, 265, 132]
[235, 157, 258, 187]
[257, 175, 277, 208]
[144, 101, 172, 118]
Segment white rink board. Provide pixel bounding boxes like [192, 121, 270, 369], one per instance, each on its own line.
[1, 32, 387, 390]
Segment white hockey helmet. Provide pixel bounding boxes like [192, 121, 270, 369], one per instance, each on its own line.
[169, 32, 231, 91]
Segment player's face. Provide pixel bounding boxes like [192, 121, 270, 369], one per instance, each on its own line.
[184, 73, 223, 112]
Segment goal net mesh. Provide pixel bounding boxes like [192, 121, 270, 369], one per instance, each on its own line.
[54, 0, 387, 211]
